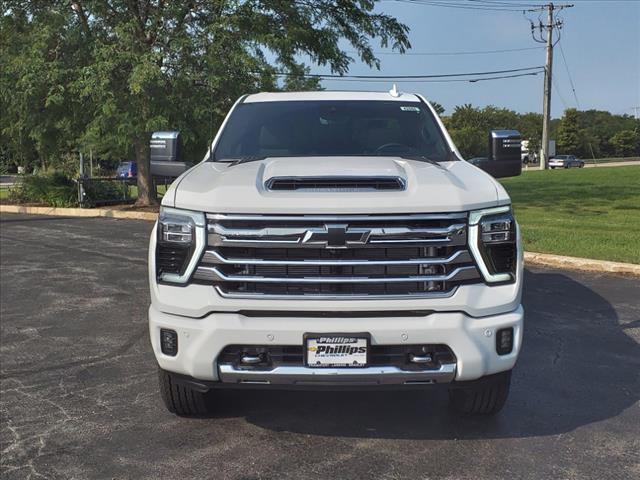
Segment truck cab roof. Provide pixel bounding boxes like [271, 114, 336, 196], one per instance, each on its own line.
[244, 90, 422, 103]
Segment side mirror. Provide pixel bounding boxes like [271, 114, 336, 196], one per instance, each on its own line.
[472, 130, 522, 178]
[150, 131, 191, 178]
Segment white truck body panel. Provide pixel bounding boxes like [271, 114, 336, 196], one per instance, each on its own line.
[149, 90, 524, 398]
[167, 157, 510, 214]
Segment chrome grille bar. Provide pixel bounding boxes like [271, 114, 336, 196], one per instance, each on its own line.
[207, 213, 467, 222]
[208, 223, 466, 247]
[201, 249, 472, 266]
[213, 287, 459, 300]
[194, 265, 477, 284]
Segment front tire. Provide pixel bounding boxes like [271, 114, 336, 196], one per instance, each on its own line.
[448, 370, 511, 415]
[158, 368, 210, 416]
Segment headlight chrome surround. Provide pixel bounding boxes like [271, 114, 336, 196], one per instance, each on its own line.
[157, 207, 206, 284]
[468, 205, 518, 284]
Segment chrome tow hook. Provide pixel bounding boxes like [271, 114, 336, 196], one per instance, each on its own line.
[240, 354, 263, 365]
[409, 354, 433, 364]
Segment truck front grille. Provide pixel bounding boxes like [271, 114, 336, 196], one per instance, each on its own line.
[193, 213, 482, 299]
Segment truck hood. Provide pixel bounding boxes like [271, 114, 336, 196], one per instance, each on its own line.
[168, 156, 510, 214]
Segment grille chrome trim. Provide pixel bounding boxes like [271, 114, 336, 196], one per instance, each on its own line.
[200, 212, 481, 299]
[208, 223, 467, 248]
[213, 286, 459, 300]
[194, 265, 477, 284]
[206, 213, 467, 222]
[201, 248, 472, 266]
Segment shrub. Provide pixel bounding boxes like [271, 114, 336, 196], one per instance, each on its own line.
[81, 179, 130, 207]
[8, 172, 78, 207]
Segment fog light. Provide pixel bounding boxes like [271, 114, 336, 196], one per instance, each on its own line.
[160, 329, 178, 356]
[496, 328, 513, 355]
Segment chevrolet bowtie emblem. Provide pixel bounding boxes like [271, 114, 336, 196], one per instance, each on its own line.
[302, 224, 371, 248]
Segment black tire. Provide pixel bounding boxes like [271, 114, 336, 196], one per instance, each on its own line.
[158, 368, 210, 416]
[448, 370, 511, 415]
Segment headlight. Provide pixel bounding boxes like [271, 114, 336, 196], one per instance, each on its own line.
[468, 206, 518, 284]
[156, 207, 206, 284]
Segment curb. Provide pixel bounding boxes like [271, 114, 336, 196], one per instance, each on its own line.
[2, 204, 638, 276]
[523, 252, 640, 276]
[0, 204, 158, 222]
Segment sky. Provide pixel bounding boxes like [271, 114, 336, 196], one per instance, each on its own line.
[312, 0, 640, 118]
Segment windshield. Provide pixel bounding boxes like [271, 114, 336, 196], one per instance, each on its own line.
[212, 100, 452, 162]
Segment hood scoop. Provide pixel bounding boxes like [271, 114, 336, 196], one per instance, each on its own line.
[265, 176, 406, 192]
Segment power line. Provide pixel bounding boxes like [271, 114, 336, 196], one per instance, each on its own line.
[468, 0, 542, 7]
[268, 66, 544, 80]
[346, 46, 545, 57]
[470, 71, 544, 82]
[556, 33, 580, 108]
[551, 75, 569, 110]
[292, 70, 544, 84]
[387, 0, 539, 12]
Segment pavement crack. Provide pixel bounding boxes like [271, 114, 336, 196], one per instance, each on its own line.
[0, 325, 148, 380]
[0, 233, 147, 266]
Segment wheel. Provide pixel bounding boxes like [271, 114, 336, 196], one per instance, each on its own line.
[448, 370, 511, 415]
[158, 368, 210, 416]
[550, 166, 555, 169]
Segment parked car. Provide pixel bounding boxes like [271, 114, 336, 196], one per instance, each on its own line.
[549, 155, 584, 169]
[116, 161, 137, 178]
[521, 152, 537, 165]
[149, 90, 524, 417]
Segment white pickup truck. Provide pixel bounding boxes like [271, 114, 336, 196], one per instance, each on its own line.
[148, 90, 524, 416]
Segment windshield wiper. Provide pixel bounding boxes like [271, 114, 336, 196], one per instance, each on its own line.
[397, 155, 446, 169]
[218, 156, 267, 167]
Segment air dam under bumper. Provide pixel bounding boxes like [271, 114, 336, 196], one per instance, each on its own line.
[149, 305, 524, 383]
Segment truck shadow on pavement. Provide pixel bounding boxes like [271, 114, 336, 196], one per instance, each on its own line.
[206, 269, 640, 440]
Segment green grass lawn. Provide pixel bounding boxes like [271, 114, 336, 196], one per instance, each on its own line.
[129, 183, 167, 199]
[501, 166, 640, 264]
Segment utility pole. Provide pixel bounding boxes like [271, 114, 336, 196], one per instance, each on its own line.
[529, 3, 573, 170]
[540, 4, 554, 170]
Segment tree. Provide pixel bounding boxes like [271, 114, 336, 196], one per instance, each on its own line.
[516, 112, 543, 157]
[610, 130, 639, 157]
[429, 100, 445, 116]
[556, 108, 583, 155]
[5, 1, 409, 205]
[1, 8, 92, 173]
[446, 104, 521, 158]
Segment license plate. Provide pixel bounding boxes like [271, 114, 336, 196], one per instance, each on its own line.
[305, 333, 369, 368]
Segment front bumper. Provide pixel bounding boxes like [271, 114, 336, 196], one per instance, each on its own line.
[149, 304, 524, 384]
[217, 363, 457, 386]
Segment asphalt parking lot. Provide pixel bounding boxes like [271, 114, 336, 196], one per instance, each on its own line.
[1, 213, 638, 480]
